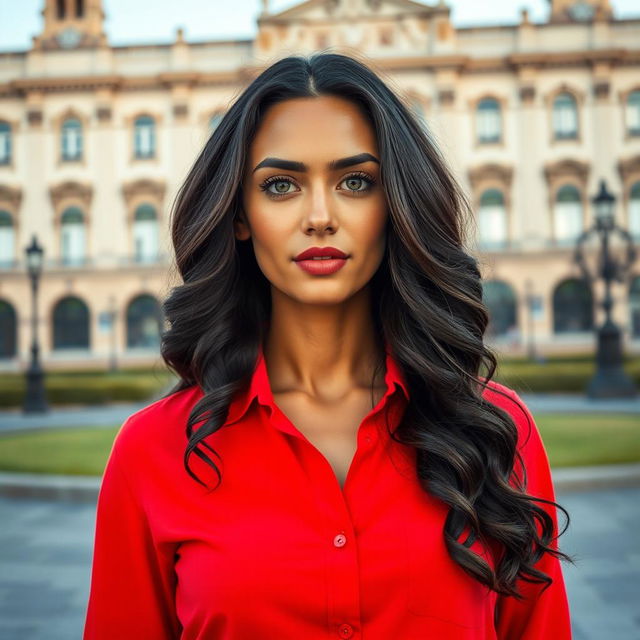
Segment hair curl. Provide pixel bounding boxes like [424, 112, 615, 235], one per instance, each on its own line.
[160, 52, 570, 598]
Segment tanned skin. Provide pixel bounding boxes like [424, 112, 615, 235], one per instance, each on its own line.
[236, 95, 390, 488]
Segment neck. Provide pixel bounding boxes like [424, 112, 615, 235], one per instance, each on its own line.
[263, 284, 386, 399]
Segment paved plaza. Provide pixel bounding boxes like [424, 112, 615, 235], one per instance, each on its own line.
[0, 487, 638, 639]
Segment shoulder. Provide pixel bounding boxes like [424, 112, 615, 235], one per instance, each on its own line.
[112, 385, 204, 460]
[481, 379, 553, 491]
[480, 379, 538, 453]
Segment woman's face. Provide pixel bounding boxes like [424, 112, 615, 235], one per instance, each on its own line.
[238, 95, 388, 306]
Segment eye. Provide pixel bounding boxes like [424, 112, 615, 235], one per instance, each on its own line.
[258, 175, 299, 198]
[339, 171, 377, 194]
[258, 171, 377, 200]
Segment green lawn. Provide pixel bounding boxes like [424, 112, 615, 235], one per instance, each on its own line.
[0, 369, 177, 408]
[0, 414, 638, 476]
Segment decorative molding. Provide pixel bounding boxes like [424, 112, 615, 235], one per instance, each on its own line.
[49, 180, 93, 220]
[593, 79, 610, 99]
[437, 88, 455, 107]
[0, 184, 23, 211]
[121, 178, 166, 212]
[468, 163, 514, 190]
[27, 109, 43, 127]
[173, 103, 189, 120]
[544, 82, 586, 107]
[519, 85, 536, 104]
[543, 158, 590, 185]
[617, 155, 640, 182]
[95, 105, 112, 122]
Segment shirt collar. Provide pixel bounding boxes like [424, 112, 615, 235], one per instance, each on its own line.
[224, 341, 410, 427]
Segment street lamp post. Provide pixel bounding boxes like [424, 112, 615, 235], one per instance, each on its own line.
[23, 234, 49, 413]
[574, 179, 637, 398]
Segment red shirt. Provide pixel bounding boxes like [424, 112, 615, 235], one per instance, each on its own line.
[83, 344, 571, 639]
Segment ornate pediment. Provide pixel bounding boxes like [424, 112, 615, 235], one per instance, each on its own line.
[255, 0, 450, 60]
[0, 184, 23, 210]
[48, 180, 93, 211]
[263, 0, 437, 21]
[121, 179, 166, 207]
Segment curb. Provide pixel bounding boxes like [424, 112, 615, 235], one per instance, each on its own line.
[0, 472, 100, 502]
[551, 463, 640, 492]
[0, 463, 639, 502]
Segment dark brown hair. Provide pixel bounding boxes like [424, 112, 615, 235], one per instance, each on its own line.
[160, 52, 570, 598]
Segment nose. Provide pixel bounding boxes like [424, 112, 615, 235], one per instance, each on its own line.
[301, 184, 338, 235]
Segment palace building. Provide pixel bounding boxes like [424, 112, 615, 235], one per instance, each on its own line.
[0, 0, 639, 369]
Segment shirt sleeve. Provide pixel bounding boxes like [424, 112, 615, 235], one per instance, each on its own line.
[83, 429, 182, 639]
[494, 389, 572, 640]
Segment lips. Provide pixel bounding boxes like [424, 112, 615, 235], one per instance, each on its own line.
[294, 246, 349, 261]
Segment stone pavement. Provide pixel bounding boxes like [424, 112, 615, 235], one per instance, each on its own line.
[0, 487, 638, 639]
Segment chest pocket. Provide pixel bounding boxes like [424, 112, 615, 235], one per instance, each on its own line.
[404, 509, 494, 629]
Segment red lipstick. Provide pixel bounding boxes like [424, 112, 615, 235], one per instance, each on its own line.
[293, 246, 349, 275]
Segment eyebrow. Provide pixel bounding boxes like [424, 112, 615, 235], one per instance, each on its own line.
[252, 152, 380, 174]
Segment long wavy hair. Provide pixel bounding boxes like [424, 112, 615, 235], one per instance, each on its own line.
[160, 52, 570, 598]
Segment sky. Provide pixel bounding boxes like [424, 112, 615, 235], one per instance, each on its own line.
[0, 0, 639, 51]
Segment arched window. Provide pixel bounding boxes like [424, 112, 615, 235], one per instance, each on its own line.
[0, 210, 14, 268]
[630, 276, 640, 338]
[629, 181, 640, 239]
[209, 113, 223, 132]
[126, 294, 163, 348]
[57, 0, 65, 19]
[133, 204, 159, 263]
[554, 185, 582, 245]
[553, 278, 593, 333]
[478, 189, 507, 249]
[0, 299, 17, 358]
[482, 280, 517, 337]
[0, 121, 11, 164]
[552, 92, 578, 139]
[60, 206, 86, 265]
[53, 296, 90, 349]
[61, 118, 83, 161]
[76, 0, 84, 18]
[134, 115, 156, 158]
[626, 90, 640, 137]
[476, 98, 501, 144]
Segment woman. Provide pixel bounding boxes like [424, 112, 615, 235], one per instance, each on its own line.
[84, 52, 572, 639]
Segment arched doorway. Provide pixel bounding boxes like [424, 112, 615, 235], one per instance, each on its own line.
[126, 294, 163, 348]
[482, 280, 517, 337]
[0, 299, 17, 358]
[52, 296, 90, 349]
[553, 279, 593, 333]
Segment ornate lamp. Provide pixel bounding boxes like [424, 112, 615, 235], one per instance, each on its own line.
[23, 235, 49, 413]
[574, 179, 637, 398]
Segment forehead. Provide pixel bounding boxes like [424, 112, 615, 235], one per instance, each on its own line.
[248, 96, 378, 161]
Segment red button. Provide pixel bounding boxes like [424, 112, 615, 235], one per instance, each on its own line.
[333, 533, 347, 548]
[338, 623, 354, 638]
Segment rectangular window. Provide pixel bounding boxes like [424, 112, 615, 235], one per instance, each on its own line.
[135, 125, 155, 158]
[553, 106, 577, 139]
[0, 131, 10, 164]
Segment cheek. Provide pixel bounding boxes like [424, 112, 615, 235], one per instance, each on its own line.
[359, 208, 388, 256]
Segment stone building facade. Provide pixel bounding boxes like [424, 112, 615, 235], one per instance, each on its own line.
[0, 0, 639, 369]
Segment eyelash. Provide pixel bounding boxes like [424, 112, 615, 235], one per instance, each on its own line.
[258, 171, 377, 199]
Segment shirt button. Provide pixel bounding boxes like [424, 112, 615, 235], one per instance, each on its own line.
[338, 623, 354, 638]
[333, 533, 347, 548]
